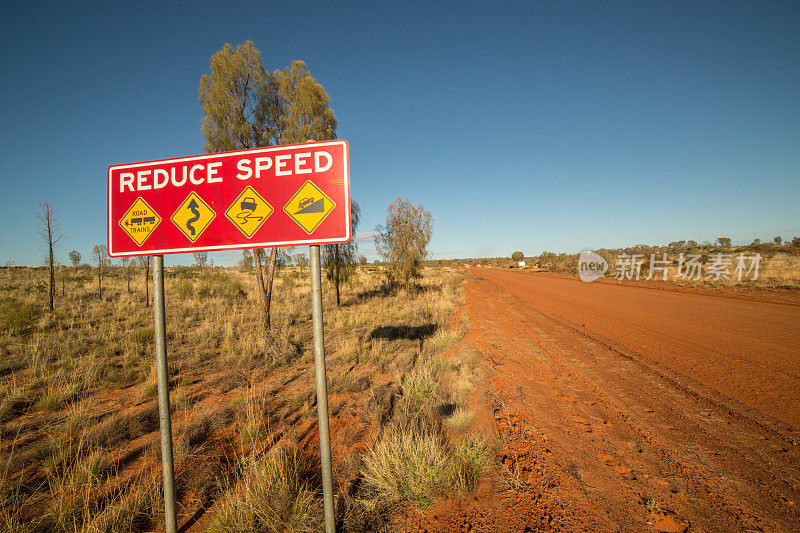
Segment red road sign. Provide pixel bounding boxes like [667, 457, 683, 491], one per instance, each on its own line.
[107, 140, 350, 257]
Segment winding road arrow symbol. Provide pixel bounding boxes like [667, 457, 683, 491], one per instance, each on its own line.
[186, 199, 200, 237]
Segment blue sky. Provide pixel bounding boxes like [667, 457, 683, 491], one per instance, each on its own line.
[1, 1, 798, 266]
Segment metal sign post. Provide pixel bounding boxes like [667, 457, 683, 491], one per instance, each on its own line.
[310, 244, 335, 533]
[153, 255, 177, 533]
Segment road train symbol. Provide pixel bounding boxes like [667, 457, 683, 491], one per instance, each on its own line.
[125, 216, 156, 226]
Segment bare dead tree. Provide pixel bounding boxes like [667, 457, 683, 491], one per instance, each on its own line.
[36, 201, 63, 312]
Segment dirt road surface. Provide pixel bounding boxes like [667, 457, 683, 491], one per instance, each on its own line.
[412, 269, 800, 532]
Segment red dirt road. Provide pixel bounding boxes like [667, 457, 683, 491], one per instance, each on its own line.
[411, 269, 800, 532]
[478, 269, 800, 428]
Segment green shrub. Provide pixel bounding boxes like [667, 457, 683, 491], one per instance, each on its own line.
[282, 271, 300, 285]
[361, 430, 493, 509]
[424, 330, 459, 354]
[0, 297, 41, 335]
[444, 408, 474, 432]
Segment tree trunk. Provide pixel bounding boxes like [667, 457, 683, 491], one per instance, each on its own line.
[264, 248, 278, 327]
[145, 264, 150, 307]
[335, 244, 340, 307]
[253, 248, 270, 335]
[48, 227, 55, 312]
[97, 264, 102, 299]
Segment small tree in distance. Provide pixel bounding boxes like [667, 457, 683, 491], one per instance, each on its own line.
[774, 236, 783, 245]
[293, 253, 309, 275]
[375, 197, 433, 291]
[511, 251, 524, 262]
[68, 250, 81, 272]
[92, 245, 109, 299]
[121, 257, 132, 292]
[193, 251, 209, 271]
[716, 237, 731, 248]
[240, 249, 254, 272]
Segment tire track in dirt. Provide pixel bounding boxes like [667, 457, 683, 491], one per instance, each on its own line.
[456, 273, 800, 532]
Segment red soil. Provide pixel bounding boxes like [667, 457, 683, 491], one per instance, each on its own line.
[406, 269, 800, 532]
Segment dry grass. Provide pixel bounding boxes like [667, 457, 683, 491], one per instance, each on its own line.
[208, 449, 321, 533]
[0, 263, 488, 530]
[360, 427, 493, 510]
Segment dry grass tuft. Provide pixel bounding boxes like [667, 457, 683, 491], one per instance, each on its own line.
[361, 427, 450, 509]
[208, 449, 322, 533]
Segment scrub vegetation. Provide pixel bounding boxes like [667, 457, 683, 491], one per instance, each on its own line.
[449, 239, 800, 288]
[0, 262, 492, 532]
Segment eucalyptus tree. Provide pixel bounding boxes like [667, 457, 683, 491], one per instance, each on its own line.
[68, 250, 81, 271]
[199, 41, 337, 338]
[375, 198, 433, 290]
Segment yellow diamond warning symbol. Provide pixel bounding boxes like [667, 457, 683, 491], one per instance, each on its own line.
[284, 181, 336, 234]
[225, 186, 274, 238]
[171, 192, 215, 242]
[119, 197, 161, 246]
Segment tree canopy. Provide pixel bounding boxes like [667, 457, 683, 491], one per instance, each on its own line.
[200, 42, 336, 152]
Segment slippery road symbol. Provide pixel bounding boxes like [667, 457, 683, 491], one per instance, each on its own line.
[186, 199, 201, 237]
[235, 197, 263, 225]
[224, 186, 273, 238]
